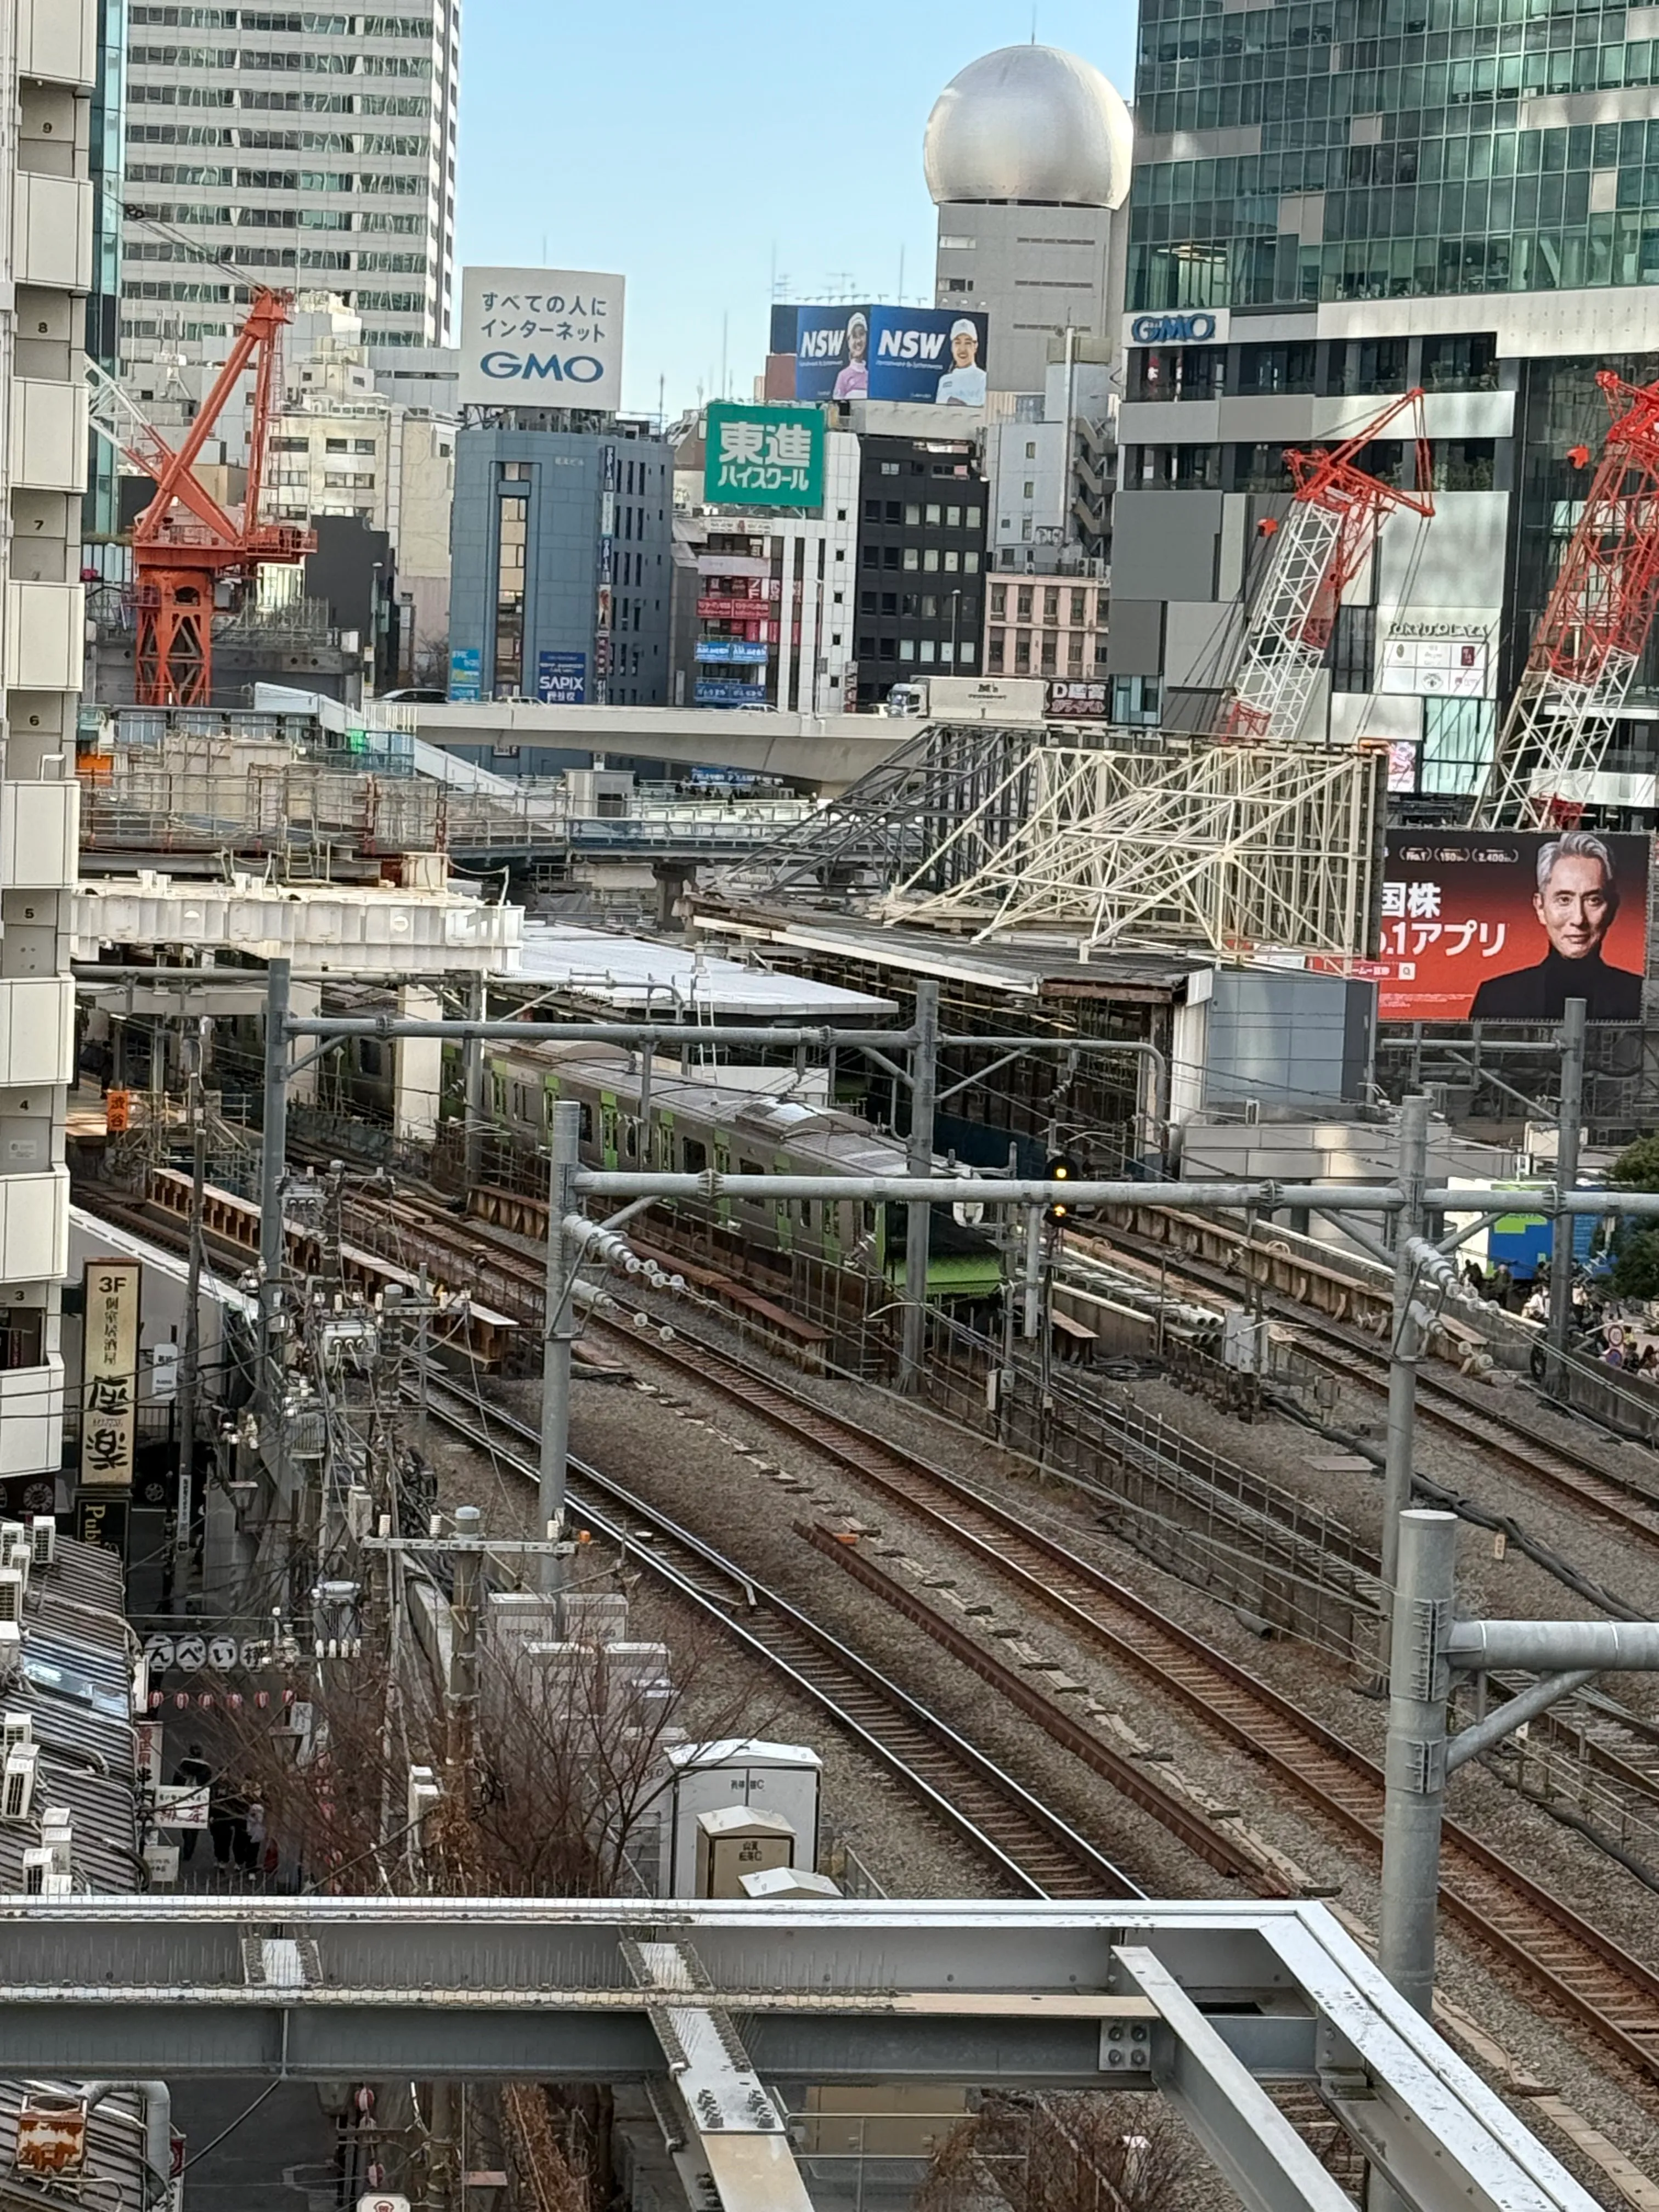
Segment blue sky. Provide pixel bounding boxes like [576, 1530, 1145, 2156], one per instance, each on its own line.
[455, 1, 1136, 422]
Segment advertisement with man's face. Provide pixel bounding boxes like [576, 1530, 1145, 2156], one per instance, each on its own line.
[1373, 828, 1650, 1022]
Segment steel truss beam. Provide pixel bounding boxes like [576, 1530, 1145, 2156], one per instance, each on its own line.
[874, 738, 1387, 955]
[0, 1898, 1601, 2209]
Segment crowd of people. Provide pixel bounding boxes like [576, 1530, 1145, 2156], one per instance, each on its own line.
[170, 1743, 278, 1882]
[1458, 1255, 1659, 1378]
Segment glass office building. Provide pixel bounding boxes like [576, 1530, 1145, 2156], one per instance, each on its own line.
[1110, 0, 1659, 811]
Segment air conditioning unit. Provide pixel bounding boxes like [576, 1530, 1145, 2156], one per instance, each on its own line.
[28, 1517, 54, 1570]
[0, 1521, 24, 1565]
[405, 1764, 440, 1830]
[40, 1818, 71, 1876]
[41, 1871, 70, 1898]
[0, 1569, 25, 1624]
[3, 1743, 38, 1821]
[0, 1623, 25, 1688]
[20, 1845, 52, 1893]
[3, 1712, 31, 1752]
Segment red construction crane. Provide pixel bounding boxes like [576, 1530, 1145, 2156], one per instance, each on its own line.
[93, 283, 315, 706]
[1217, 388, 1434, 744]
[1470, 370, 1659, 827]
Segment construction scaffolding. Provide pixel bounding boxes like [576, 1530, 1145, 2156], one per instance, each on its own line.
[860, 735, 1387, 956]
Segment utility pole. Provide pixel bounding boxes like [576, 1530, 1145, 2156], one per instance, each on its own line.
[539, 1100, 582, 1594]
[899, 979, 939, 1394]
[1376, 1508, 1457, 2020]
[1380, 1092, 1431, 1640]
[1547, 995, 1586, 1393]
[173, 1042, 207, 1598]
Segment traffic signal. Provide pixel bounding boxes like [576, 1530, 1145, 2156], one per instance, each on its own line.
[1044, 1153, 1080, 1224]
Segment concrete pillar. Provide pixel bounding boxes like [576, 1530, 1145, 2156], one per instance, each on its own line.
[287, 978, 322, 1107]
[393, 984, 443, 1146]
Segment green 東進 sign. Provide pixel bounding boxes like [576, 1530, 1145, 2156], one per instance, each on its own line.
[703, 402, 823, 509]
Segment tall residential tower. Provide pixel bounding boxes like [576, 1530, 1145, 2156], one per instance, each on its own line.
[120, 1, 459, 376]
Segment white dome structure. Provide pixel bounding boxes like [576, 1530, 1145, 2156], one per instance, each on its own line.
[923, 44, 1132, 210]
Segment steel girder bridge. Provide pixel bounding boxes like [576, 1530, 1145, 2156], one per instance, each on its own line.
[0, 1894, 1604, 2212]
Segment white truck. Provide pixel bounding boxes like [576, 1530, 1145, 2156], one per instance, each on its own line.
[882, 675, 1050, 722]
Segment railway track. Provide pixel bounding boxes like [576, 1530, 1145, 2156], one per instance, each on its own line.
[1081, 1220, 1659, 1553]
[417, 1379, 1140, 1905]
[557, 1300, 1659, 2089]
[75, 1173, 1659, 2084]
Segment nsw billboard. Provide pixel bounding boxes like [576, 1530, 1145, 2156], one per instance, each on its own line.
[459, 268, 625, 409]
[703, 401, 823, 507]
[792, 304, 989, 407]
[1368, 827, 1649, 1023]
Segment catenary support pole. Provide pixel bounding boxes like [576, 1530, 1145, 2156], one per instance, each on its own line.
[447, 1503, 481, 1773]
[899, 979, 939, 1394]
[1378, 1506, 1458, 2019]
[1548, 995, 1586, 1391]
[539, 1101, 582, 1594]
[174, 1054, 206, 1594]
[462, 974, 486, 1189]
[259, 958, 291, 1512]
[1380, 1094, 1431, 1639]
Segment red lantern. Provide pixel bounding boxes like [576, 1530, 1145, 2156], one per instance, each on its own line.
[228, 1692, 243, 1710]
[255, 1690, 269, 1708]
[174, 1692, 187, 1709]
[149, 1691, 162, 1709]
[200, 1693, 214, 1709]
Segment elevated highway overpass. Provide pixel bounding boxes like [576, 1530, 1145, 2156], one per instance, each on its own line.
[410, 700, 912, 792]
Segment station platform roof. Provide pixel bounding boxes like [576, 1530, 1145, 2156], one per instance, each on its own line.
[500, 922, 898, 1020]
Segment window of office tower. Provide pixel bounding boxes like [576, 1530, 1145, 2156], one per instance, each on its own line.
[1129, 0, 1659, 309]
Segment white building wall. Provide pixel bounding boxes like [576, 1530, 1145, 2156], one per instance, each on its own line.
[0, 0, 94, 1490]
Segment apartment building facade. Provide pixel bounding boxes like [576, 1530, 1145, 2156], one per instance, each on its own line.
[1, 0, 95, 1509]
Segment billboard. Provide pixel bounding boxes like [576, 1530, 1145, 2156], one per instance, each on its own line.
[81, 1259, 140, 1489]
[703, 402, 824, 507]
[1371, 828, 1649, 1023]
[792, 304, 989, 407]
[537, 650, 586, 704]
[448, 646, 481, 701]
[458, 268, 625, 410]
[1379, 616, 1495, 699]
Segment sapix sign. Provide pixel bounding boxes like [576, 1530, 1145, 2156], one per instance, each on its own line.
[459, 267, 626, 410]
[1127, 310, 1227, 346]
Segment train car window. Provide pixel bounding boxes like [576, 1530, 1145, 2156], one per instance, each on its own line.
[682, 1136, 708, 1173]
[623, 1121, 637, 1159]
[863, 1203, 877, 1237]
[798, 1200, 814, 1227]
[579, 1104, 594, 1142]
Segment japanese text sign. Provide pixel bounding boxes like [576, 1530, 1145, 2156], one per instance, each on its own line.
[459, 267, 625, 410]
[81, 1260, 140, 1489]
[792, 304, 990, 407]
[1368, 828, 1650, 1023]
[703, 403, 824, 509]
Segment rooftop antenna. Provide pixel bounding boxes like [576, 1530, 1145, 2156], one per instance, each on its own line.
[897, 243, 905, 304]
[1031, 6, 1038, 39]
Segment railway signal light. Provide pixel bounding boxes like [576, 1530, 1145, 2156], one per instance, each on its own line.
[1044, 1153, 1080, 1224]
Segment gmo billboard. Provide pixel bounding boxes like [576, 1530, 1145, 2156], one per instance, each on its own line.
[459, 268, 625, 409]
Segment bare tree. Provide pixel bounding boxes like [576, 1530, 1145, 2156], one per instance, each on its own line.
[918, 2094, 1200, 2212]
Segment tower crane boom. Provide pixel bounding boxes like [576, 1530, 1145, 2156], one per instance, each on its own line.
[1217, 388, 1434, 746]
[88, 208, 314, 706]
[1469, 370, 1659, 828]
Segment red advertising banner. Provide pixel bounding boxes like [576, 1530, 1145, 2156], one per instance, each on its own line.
[1368, 828, 1650, 1023]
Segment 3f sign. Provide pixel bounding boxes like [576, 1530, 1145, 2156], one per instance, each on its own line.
[480, 351, 606, 383]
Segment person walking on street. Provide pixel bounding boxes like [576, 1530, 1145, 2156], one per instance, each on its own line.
[172, 1743, 211, 1864]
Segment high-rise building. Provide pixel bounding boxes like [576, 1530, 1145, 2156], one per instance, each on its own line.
[84, 0, 126, 545]
[1112, 0, 1659, 794]
[925, 45, 1132, 400]
[119, 1, 459, 376]
[853, 432, 989, 706]
[3, 0, 98, 1511]
[448, 424, 673, 709]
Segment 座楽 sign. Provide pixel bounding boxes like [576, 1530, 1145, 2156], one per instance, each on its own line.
[703, 403, 824, 508]
[81, 1260, 140, 1488]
